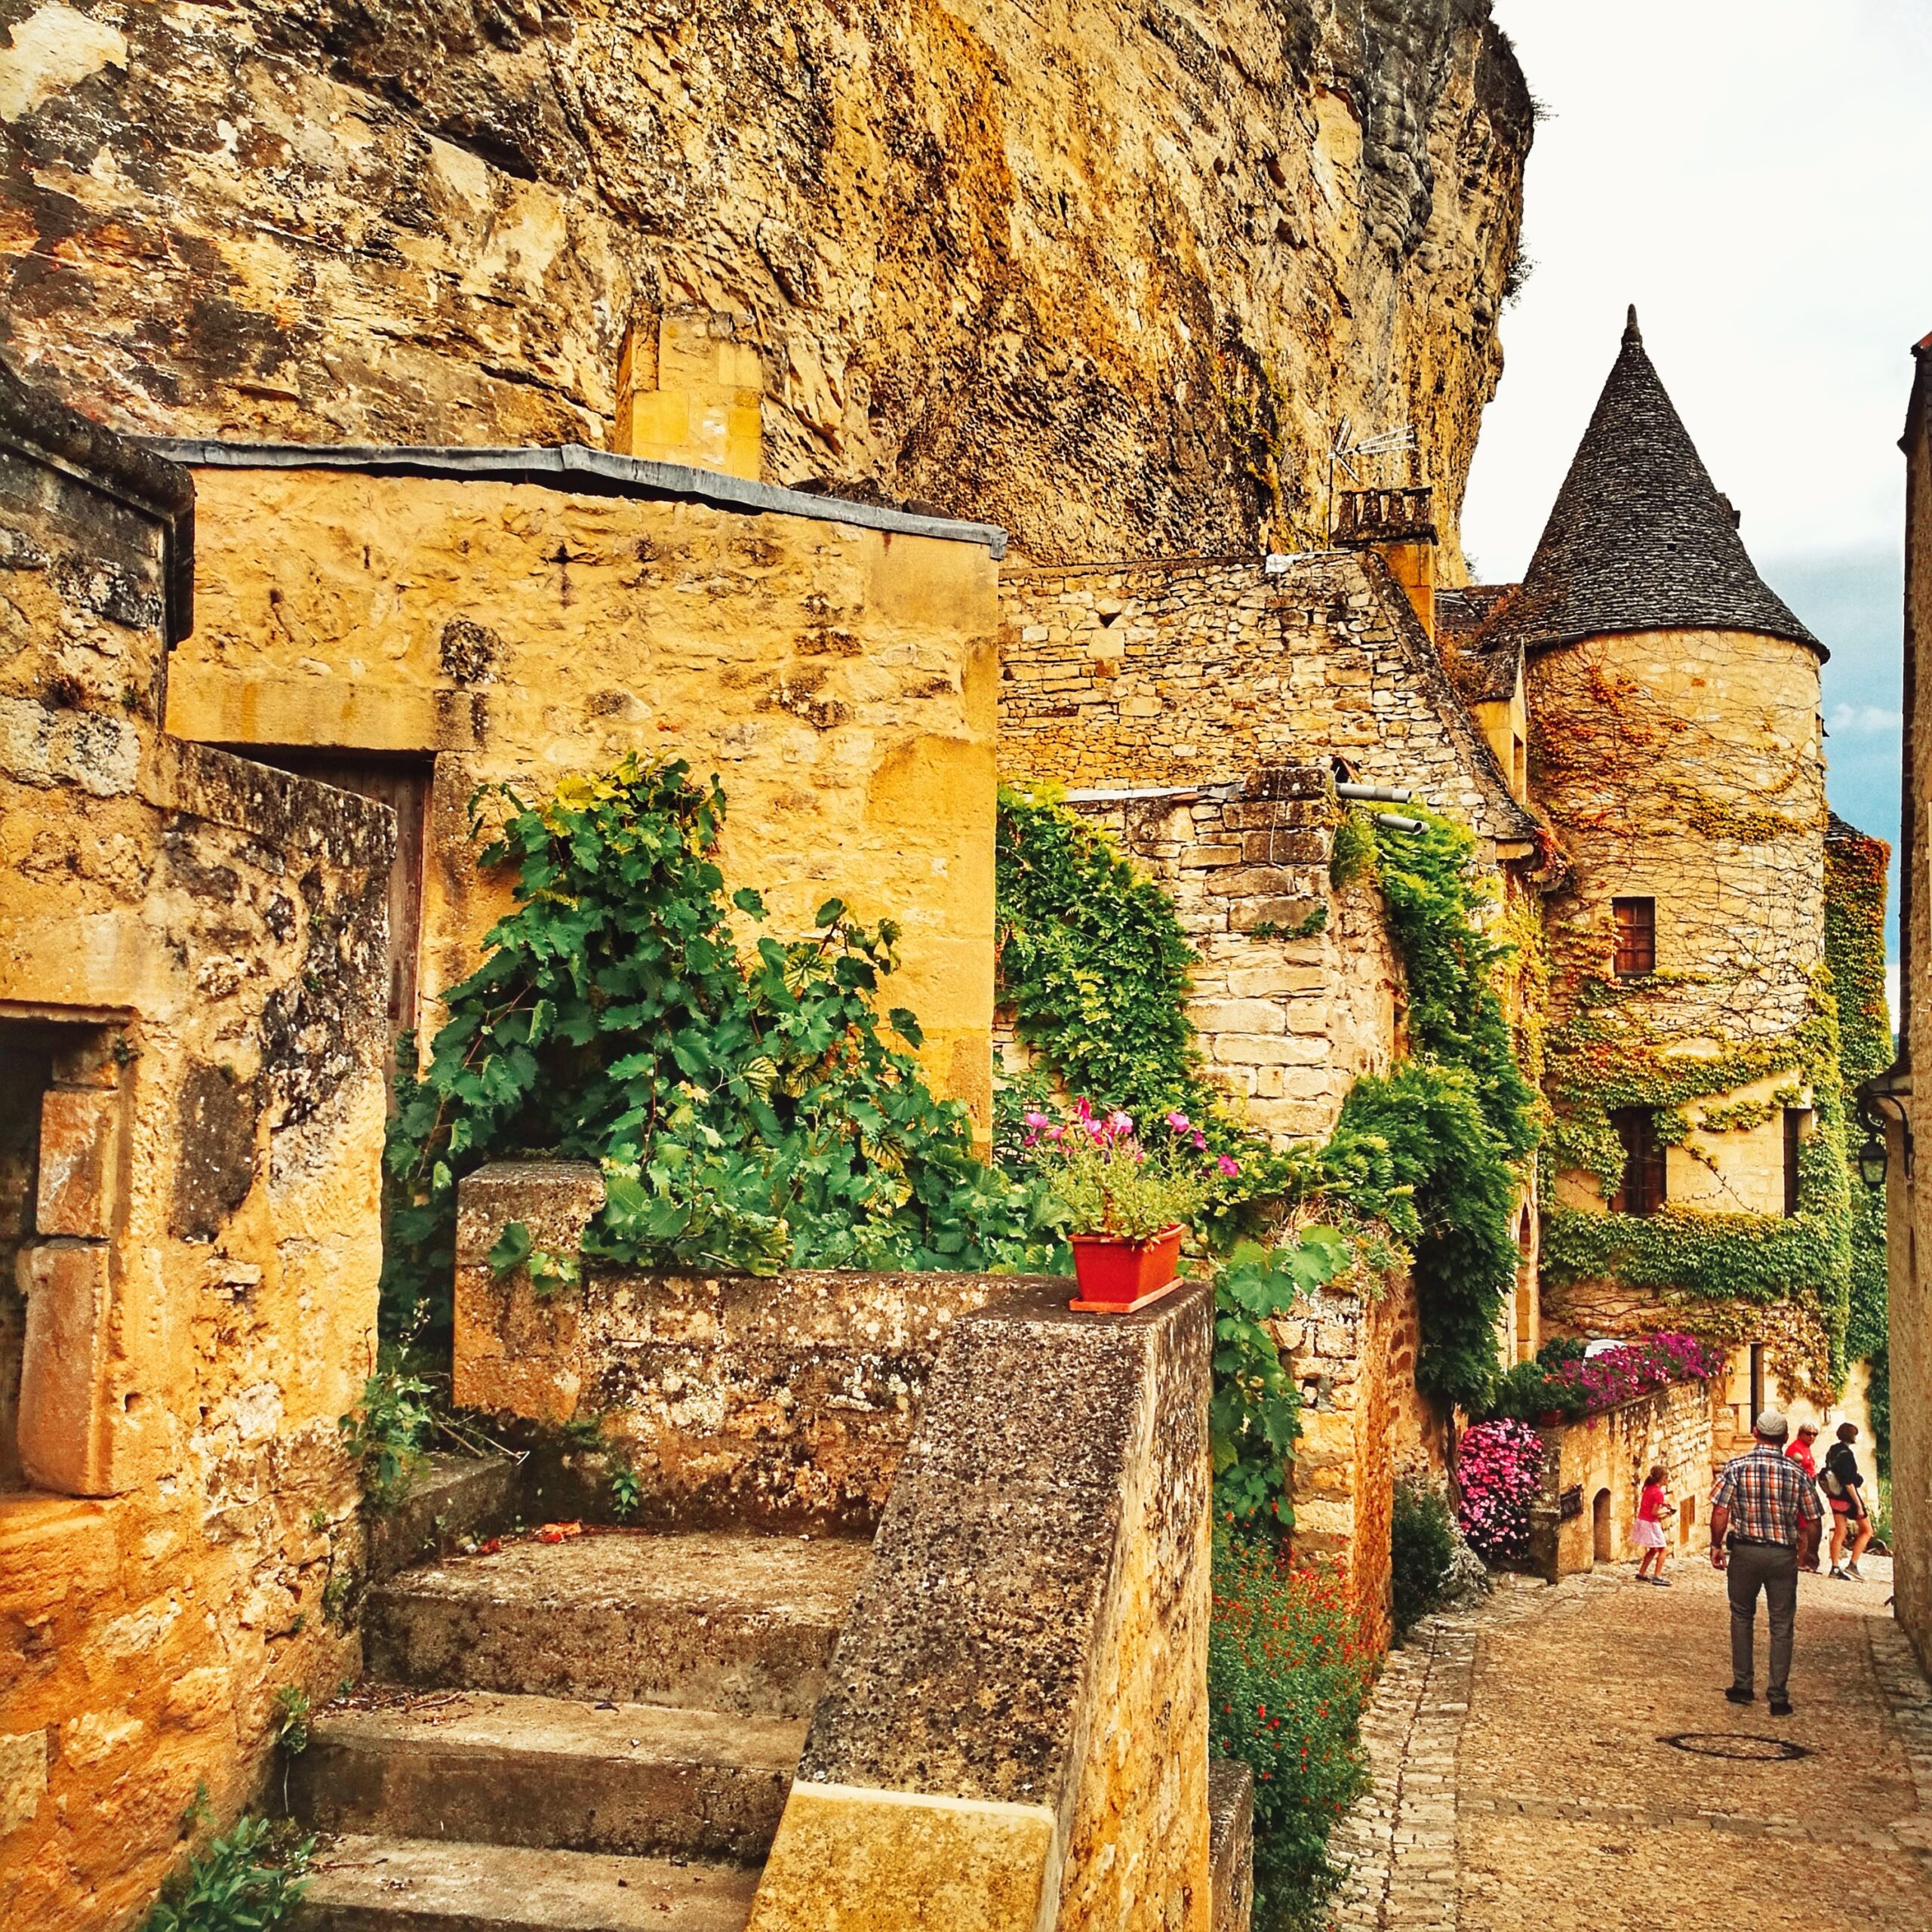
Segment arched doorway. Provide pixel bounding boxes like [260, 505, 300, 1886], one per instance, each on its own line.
[1592, 1487, 1613, 1564]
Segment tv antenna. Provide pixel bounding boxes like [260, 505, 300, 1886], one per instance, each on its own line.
[1327, 417, 1417, 540]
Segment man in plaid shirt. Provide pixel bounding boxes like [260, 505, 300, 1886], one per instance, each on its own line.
[1709, 1408, 1823, 1717]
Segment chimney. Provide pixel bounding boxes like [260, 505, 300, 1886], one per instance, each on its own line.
[614, 307, 763, 480]
[1334, 485, 1438, 639]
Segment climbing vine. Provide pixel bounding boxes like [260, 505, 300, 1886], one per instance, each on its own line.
[995, 790, 1539, 1417]
[381, 757, 1063, 1346]
[1540, 974, 1853, 1390]
[1826, 821, 1892, 1460]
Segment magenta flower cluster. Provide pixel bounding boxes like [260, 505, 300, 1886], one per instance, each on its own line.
[1545, 1332, 1727, 1417]
[1457, 1419, 1544, 1567]
[1021, 1097, 1239, 1177]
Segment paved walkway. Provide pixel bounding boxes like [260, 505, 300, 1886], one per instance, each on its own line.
[1328, 1554, 1932, 1930]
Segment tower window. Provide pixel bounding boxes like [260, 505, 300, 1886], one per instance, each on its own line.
[1611, 1108, 1666, 1217]
[1612, 897, 1656, 977]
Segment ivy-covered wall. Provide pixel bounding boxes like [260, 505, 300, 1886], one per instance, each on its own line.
[1528, 624, 1847, 1410]
[1825, 817, 1893, 1458]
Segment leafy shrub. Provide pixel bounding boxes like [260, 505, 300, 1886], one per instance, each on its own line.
[338, 1358, 434, 1506]
[1456, 1420, 1544, 1567]
[1211, 1231, 1351, 1527]
[1391, 1478, 1458, 1636]
[1210, 1526, 1374, 1924]
[382, 757, 1066, 1343]
[140, 1807, 312, 1932]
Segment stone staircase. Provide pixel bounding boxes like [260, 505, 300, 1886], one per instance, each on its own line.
[289, 1527, 873, 1931]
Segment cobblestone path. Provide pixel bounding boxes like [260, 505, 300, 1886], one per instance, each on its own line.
[1328, 1555, 1932, 1930]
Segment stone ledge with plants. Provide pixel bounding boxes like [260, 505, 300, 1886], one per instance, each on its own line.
[1478, 1331, 1727, 1426]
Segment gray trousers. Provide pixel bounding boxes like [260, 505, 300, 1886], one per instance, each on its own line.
[1727, 1541, 1798, 1697]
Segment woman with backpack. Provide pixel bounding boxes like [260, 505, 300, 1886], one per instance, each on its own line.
[1823, 1421, 1872, 1581]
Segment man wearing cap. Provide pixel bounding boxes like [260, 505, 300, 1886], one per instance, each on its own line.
[1709, 1408, 1823, 1718]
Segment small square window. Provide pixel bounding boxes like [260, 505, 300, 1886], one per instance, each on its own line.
[1611, 1107, 1666, 1217]
[1613, 897, 1656, 977]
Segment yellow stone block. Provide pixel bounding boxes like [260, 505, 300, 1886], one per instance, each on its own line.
[746, 1783, 1059, 1931]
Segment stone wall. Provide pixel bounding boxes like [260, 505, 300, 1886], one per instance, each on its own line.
[1287, 1275, 1435, 1651]
[0, 0, 1530, 568]
[452, 1161, 1051, 1534]
[162, 457, 1001, 1126]
[1524, 1377, 1715, 1581]
[1883, 344, 1932, 1672]
[1051, 768, 1401, 1144]
[749, 1282, 1213, 1932]
[0, 380, 392, 1927]
[1531, 626, 1830, 1355]
[998, 551, 1537, 858]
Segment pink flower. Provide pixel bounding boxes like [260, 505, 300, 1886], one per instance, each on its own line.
[1023, 1110, 1051, 1129]
[1167, 1111, 1191, 1132]
[1218, 1155, 1241, 1177]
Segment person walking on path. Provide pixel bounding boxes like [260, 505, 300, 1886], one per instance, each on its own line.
[1634, 1464, 1672, 1585]
[1710, 1408, 1823, 1718]
[1825, 1421, 1873, 1581]
[1788, 1421, 1824, 1571]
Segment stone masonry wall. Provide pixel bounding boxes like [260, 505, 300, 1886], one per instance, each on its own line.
[998, 551, 1536, 857]
[1057, 768, 1401, 1143]
[452, 1162, 1051, 1535]
[168, 463, 1001, 1128]
[0, 411, 392, 1927]
[1527, 1377, 1715, 1581]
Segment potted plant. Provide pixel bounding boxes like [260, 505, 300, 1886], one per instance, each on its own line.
[1022, 1100, 1235, 1309]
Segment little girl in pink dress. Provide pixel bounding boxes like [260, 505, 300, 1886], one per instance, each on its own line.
[1634, 1465, 1671, 1586]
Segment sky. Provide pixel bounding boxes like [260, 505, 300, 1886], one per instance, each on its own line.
[1463, 0, 1932, 998]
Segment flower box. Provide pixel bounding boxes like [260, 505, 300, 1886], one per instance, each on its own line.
[1069, 1225, 1185, 1312]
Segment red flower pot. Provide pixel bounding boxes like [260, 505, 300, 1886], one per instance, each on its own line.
[1069, 1225, 1185, 1311]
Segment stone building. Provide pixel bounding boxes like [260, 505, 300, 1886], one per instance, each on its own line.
[0, 369, 394, 1924]
[1871, 327, 1932, 1672]
[146, 315, 1009, 1132]
[1465, 311, 1857, 1458]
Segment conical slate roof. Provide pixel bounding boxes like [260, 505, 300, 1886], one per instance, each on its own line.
[1485, 309, 1822, 657]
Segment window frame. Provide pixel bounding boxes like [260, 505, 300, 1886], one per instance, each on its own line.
[1609, 1106, 1666, 1217]
[1611, 895, 1657, 977]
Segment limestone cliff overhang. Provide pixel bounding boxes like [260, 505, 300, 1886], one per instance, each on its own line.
[141, 438, 1009, 560]
[1482, 309, 1825, 663]
[0, 359, 195, 644]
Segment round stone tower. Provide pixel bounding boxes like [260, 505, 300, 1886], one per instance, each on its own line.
[1484, 309, 1841, 1437]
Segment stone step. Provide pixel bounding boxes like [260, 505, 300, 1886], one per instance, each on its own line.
[363, 1530, 871, 1717]
[291, 1690, 802, 1862]
[292, 1834, 759, 1932]
[1209, 1756, 1256, 1932]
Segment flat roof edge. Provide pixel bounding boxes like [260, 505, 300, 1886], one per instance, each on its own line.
[140, 438, 1009, 559]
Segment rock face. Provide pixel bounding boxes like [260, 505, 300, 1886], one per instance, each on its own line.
[0, 0, 1529, 567]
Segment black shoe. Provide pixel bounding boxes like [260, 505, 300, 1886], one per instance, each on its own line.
[1769, 1696, 1793, 1718]
[1724, 1687, 1755, 1704]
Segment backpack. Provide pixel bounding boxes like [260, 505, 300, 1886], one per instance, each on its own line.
[1820, 1462, 1844, 1500]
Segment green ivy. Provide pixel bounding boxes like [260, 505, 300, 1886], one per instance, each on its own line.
[1826, 821, 1891, 1458]
[140, 1794, 312, 1932]
[995, 786, 1228, 1135]
[1211, 1232, 1351, 1527]
[1541, 971, 1854, 1387]
[1315, 812, 1539, 1412]
[380, 757, 1064, 1345]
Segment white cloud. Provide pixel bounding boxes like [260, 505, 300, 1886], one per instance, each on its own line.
[1468, 2, 1932, 579]
[1887, 961, 1900, 1027]
[1829, 704, 1906, 736]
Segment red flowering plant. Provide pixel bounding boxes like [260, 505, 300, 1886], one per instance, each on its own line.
[1019, 1097, 1235, 1238]
[1482, 1331, 1727, 1426]
[1208, 1521, 1375, 1921]
[1456, 1419, 1544, 1567]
